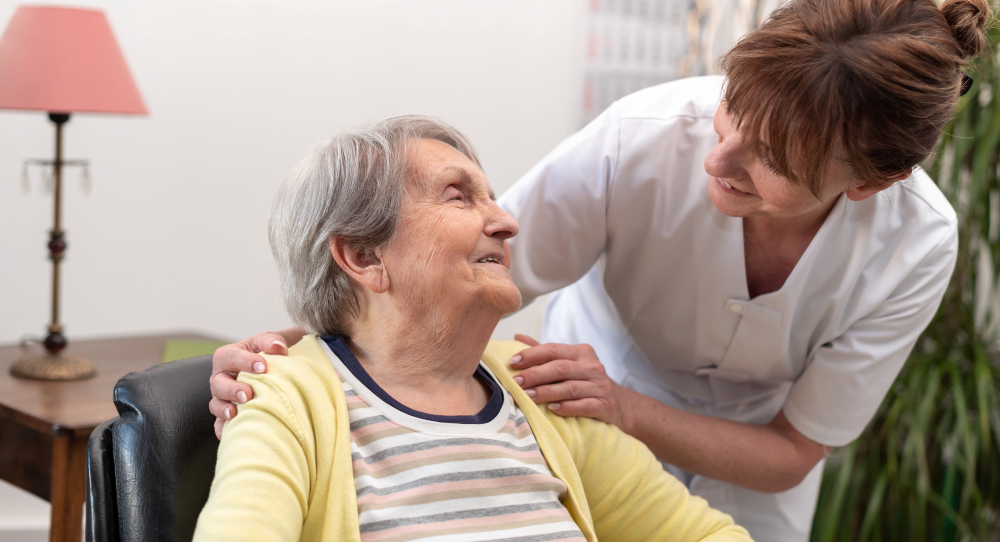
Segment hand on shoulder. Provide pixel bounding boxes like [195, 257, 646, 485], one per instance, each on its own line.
[209, 329, 303, 439]
[500, 335, 633, 432]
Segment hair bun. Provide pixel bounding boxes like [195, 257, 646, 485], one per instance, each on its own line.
[941, 0, 991, 58]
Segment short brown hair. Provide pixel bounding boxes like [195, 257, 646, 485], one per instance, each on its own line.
[720, 0, 991, 195]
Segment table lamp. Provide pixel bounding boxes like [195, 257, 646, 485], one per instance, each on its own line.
[0, 6, 147, 380]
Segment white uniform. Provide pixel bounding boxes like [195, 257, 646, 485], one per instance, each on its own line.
[497, 76, 958, 541]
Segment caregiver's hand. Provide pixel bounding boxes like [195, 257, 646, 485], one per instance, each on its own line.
[209, 328, 304, 439]
[509, 335, 631, 431]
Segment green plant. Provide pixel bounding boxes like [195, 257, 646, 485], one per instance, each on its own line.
[810, 24, 1000, 542]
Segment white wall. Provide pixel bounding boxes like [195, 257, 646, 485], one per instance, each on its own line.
[0, 0, 581, 346]
[0, 0, 582, 535]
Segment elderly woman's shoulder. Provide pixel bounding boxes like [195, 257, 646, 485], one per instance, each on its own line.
[482, 340, 529, 374]
[238, 335, 342, 398]
[481, 340, 548, 405]
[228, 336, 346, 454]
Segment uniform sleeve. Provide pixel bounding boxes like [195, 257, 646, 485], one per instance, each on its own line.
[563, 415, 753, 541]
[193, 371, 311, 541]
[783, 225, 959, 447]
[498, 102, 622, 306]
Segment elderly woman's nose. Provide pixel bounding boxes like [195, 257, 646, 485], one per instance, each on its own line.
[485, 204, 519, 239]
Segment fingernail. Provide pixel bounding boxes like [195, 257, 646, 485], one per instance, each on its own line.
[524, 389, 536, 398]
[224, 407, 231, 420]
[253, 362, 265, 373]
[513, 376, 523, 386]
[237, 391, 247, 403]
[548, 403, 561, 411]
[508, 355, 522, 365]
[271, 340, 286, 349]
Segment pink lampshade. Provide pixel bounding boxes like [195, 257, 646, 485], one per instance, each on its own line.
[0, 5, 147, 115]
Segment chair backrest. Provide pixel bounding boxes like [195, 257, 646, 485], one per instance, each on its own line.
[87, 417, 120, 542]
[86, 355, 219, 542]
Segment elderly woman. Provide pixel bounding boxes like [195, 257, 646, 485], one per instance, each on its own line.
[193, 117, 751, 541]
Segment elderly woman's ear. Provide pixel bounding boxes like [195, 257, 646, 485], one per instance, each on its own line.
[329, 237, 390, 294]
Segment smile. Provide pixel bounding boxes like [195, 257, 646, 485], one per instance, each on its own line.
[716, 177, 751, 195]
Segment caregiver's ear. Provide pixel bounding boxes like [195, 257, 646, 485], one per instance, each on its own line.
[329, 237, 390, 294]
[845, 171, 909, 202]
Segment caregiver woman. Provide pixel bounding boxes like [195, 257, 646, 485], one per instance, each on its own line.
[209, 0, 989, 538]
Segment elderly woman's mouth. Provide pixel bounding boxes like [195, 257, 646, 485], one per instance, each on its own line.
[473, 250, 506, 265]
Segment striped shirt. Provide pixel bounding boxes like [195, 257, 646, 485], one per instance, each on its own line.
[322, 336, 586, 542]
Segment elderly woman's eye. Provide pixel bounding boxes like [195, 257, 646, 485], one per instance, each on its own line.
[446, 185, 465, 201]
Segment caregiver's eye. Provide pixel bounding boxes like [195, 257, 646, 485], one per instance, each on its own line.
[761, 156, 782, 176]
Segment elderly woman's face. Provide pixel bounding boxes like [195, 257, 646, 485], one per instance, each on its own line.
[379, 138, 521, 317]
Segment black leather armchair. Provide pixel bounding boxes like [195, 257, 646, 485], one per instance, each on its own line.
[85, 355, 219, 542]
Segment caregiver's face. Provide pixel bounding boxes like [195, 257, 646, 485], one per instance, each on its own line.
[704, 105, 852, 220]
[380, 138, 521, 316]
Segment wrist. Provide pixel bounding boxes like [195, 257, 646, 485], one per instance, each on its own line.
[613, 382, 637, 435]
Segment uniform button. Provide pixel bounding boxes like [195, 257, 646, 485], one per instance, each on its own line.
[728, 303, 743, 314]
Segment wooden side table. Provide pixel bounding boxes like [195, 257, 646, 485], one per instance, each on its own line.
[0, 333, 221, 542]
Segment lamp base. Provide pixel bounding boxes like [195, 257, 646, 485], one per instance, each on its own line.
[10, 353, 96, 381]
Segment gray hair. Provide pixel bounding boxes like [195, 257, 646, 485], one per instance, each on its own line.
[269, 115, 483, 336]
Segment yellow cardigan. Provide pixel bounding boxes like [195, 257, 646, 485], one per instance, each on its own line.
[193, 336, 752, 541]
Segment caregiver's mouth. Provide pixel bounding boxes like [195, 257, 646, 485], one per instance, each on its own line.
[716, 177, 751, 195]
